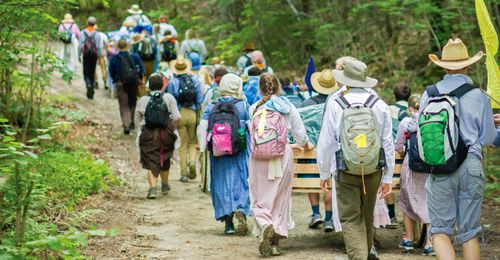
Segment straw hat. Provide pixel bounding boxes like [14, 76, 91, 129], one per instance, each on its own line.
[332, 60, 378, 88]
[61, 14, 74, 23]
[131, 33, 144, 44]
[170, 56, 192, 75]
[429, 38, 484, 70]
[311, 69, 339, 95]
[128, 4, 143, 15]
[117, 39, 130, 51]
[243, 42, 256, 52]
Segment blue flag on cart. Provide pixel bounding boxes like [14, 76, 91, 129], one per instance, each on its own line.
[304, 56, 316, 95]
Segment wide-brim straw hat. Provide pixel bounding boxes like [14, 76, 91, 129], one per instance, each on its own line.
[131, 33, 144, 44]
[243, 42, 256, 52]
[429, 38, 484, 70]
[311, 69, 339, 95]
[61, 14, 74, 23]
[170, 56, 192, 75]
[128, 4, 143, 15]
[332, 60, 378, 88]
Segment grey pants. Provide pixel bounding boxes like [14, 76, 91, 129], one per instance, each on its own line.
[426, 154, 484, 244]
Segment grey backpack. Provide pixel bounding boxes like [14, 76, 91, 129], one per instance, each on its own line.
[336, 94, 385, 176]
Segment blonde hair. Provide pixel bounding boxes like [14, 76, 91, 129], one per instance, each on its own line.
[199, 67, 213, 86]
[185, 29, 197, 40]
[407, 94, 421, 117]
[254, 73, 282, 114]
[335, 56, 358, 70]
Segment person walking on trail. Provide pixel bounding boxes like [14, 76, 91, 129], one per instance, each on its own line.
[167, 56, 204, 183]
[125, 4, 152, 26]
[131, 25, 158, 83]
[109, 39, 145, 135]
[79, 17, 104, 100]
[57, 13, 80, 74]
[249, 73, 314, 257]
[199, 74, 251, 235]
[394, 94, 435, 256]
[236, 42, 255, 73]
[317, 60, 395, 260]
[94, 25, 109, 90]
[135, 74, 181, 199]
[243, 50, 273, 76]
[201, 67, 229, 110]
[300, 69, 339, 233]
[179, 29, 207, 63]
[420, 38, 496, 260]
[157, 15, 178, 63]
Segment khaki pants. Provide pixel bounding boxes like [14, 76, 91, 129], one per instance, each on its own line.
[178, 108, 199, 177]
[336, 171, 382, 260]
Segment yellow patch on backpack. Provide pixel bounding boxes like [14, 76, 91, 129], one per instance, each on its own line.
[353, 134, 367, 148]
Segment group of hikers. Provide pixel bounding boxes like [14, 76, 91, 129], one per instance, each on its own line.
[56, 5, 500, 260]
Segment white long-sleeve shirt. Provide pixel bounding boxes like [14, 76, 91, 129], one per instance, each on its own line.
[317, 87, 395, 184]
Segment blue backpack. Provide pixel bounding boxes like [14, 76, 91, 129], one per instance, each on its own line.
[243, 76, 259, 105]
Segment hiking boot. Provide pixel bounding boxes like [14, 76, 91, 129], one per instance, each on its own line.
[179, 176, 189, 183]
[104, 80, 108, 89]
[146, 188, 156, 199]
[386, 217, 399, 229]
[94, 81, 98, 89]
[271, 245, 281, 256]
[308, 214, 323, 229]
[123, 127, 130, 135]
[323, 219, 334, 233]
[422, 246, 436, 256]
[368, 245, 380, 260]
[188, 162, 196, 180]
[224, 223, 235, 235]
[234, 210, 248, 235]
[259, 224, 275, 257]
[161, 183, 170, 195]
[399, 240, 414, 251]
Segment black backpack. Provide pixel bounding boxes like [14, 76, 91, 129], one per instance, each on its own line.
[244, 54, 252, 68]
[207, 99, 242, 156]
[162, 41, 177, 62]
[82, 31, 98, 57]
[145, 92, 170, 129]
[176, 74, 197, 107]
[119, 55, 139, 86]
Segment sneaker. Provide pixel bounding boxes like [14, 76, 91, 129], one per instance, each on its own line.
[308, 214, 323, 229]
[224, 223, 235, 235]
[422, 246, 436, 256]
[386, 217, 399, 229]
[399, 240, 414, 251]
[323, 219, 334, 233]
[234, 210, 248, 235]
[179, 176, 189, 183]
[368, 245, 379, 260]
[161, 183, 170, 194]
[146, 188, 156, 199]
[271, 245, 281, 256]
[188, 162, 196, 180]
[259, 224, 275, 257]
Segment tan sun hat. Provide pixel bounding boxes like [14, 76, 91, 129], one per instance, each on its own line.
[61, 13, 74, 23]
[332, 60, 378, 88]
[170, 56, 192, 75]
[131, 33, 144, 44]
[128, 4, 143, 15]
[429, 38, 484, 70]
[243, 42, 256, 52]
[311, 69, 339, 95]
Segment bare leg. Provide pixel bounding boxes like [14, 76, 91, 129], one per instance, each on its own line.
[324, 190, 332, 211]
[425, 225, 432, 248]
[308, 193, 320, 209]
[148, 171, 157, 188]
[432, 234, 456, 260]
[403, 214, 414, 241]
[462, 237, 480, 260]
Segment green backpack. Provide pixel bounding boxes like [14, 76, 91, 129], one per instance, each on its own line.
[416, 83, 472, 174]
[336, 94, 385, 176]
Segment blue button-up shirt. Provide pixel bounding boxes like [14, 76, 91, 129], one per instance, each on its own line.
[167, 74, 204, 111]
[420, 74, 496, 158]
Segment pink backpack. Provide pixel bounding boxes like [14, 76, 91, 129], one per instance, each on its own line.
[250, 108, 288, 160]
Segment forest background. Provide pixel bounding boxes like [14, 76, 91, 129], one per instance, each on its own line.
[0, 0, 499, 258]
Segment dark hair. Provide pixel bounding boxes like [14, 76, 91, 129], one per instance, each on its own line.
[248, 67, 263, 76]
[148, 74, 163, 91]
[393, 82, 411, 101]
[279, 76, 291, 88]
[254, 73, 282, 114]
[214, 67, 228, 79]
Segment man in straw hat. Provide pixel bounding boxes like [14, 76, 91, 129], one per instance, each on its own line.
[58, 14, 81, 73]
[167, 56, 204, 183]
[237, 42, 256, 73]
[109, 39, 145, 135]
[420, 38, 496, 260]
[317, 60, 394, 260]
[299, 69, 339, 233]
[125, 4, 151, 26]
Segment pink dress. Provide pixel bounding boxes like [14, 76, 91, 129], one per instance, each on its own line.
[395, 117, 430, 224]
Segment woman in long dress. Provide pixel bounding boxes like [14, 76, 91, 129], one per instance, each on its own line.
[249, 73, 313, 256]
[200, 74, 251, 235]
[395, 94, 435, 256]
[57, 14, 81, 74]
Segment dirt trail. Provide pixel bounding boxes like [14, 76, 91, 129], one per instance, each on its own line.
[48, 68, 498, 259]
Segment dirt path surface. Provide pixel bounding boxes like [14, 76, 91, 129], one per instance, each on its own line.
[49, 69, 499, 259]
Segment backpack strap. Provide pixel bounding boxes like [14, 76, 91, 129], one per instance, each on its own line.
[449, 83, 475, 98]
[335, 95, 350, 110]
[364, 94, 380, 108]
[425, 85, 439, 97]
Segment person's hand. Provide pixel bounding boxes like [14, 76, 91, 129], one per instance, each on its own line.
[494, 114, 500, 127]
[303, 142, 314, 151]
[378, 183, 392, 199]
[290, 143, 303, 152]
[320, 179, 329, 192]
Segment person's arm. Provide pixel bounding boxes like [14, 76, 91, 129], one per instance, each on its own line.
[78, 31, 85, 58]
[194, 78, 204, 106]
[494, 128, 500, 148]
[289, 105, 309, 147]
[394, 118, 408, 153]
[379, 102, 395, 185]
[108, 56, 119, 83]
[73, 24, 81, 39]
[170, 25, 178, 38]
[165, 93, 181, 127]
[478, 94, 497, 146]
[198, 104, 213, 152]
[199, 40, 208, 59]
[133, 54, 145, 77]
[134, 97, 145, 131]
[317, 100, 337, 181]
